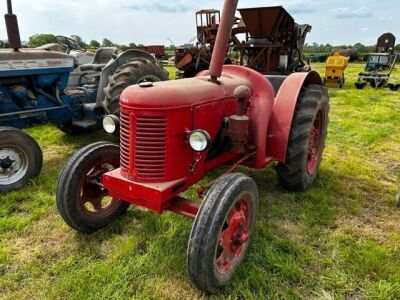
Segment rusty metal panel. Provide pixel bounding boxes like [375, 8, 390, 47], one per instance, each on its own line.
[238, 6, 294, 38]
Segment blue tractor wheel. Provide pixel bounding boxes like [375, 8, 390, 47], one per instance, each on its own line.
[0, 127, 43, 192]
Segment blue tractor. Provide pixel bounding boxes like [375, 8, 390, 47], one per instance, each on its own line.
[0, 0, 169, 192]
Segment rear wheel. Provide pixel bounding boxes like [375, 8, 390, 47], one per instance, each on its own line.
[355, 82, 367, 89]
[370, 79, 387, 88]
[56, 142, 130, 233]
[0, 127, 42, 192]
[103, 59, 169, 115]
[339, 77, 344, 89]
[187, 173, 258, 294]
[276, 85, 329, 191]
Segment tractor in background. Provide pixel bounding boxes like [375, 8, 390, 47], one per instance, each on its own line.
[322, 51, 349, 88]
[0, 0, 168, 192]
[175, 6, 311, 78]
[57, 0, 329, 293]
[355, 33, 398, 89]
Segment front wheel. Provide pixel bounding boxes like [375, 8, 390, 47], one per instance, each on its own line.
[56, 142, 130, 233]
[276, 84, 329, 191]
[0, 127, 42, 192]
[187, 173, 259, 294]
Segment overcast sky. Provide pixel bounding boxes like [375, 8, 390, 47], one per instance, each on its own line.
[2, 0, 399, 46]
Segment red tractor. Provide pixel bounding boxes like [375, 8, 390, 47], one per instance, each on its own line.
[56, 0, 329, 293]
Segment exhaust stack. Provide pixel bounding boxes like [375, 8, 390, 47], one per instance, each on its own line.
[209, 0, 239, 82]
[5, 0, 22, 51]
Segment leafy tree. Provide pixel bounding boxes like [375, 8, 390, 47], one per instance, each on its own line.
[102, 38, 114, 47]
[0, 40, 9, 48]
[89, 40, 100, 48]
[70, 35, 87, 47]
[27, 34, 56, 48]
[129, 42, 137, 48]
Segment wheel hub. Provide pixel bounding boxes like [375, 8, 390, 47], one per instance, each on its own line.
[307, 109, 324, 175]
[0, 148, 21, 174]
[216, 199, 250, 273]
[0, 147, 28, 186]
[80, 162, 121, 218]
[0, 156, 13, 169]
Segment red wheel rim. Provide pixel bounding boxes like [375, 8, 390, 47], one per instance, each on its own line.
[79, 159, 121, 219]
[307, 107, 325, 175]
[215, 196, 253, 275]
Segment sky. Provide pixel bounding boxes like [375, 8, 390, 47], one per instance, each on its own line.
[1, 0, 399, 46]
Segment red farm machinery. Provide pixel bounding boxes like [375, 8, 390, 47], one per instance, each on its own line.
[175, 5, 311, 78]
[57, 0, 329, 293]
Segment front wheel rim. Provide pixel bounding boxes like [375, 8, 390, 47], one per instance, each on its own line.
[0, 146, 29, 186]
[215, 197, 252, 275]
[79, 160, 122, 219]
[307, 108, 325, 175]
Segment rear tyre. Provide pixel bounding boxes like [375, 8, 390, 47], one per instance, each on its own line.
[339, 77, 344, 89]
[355, 82, 366, 90]
[370, 79, 387, 88]
[276, 84, 329, 191]
[56, 142, 130, 233]
[187, 173, 259, 294]
[103, 59, 169, 115]
[0, 127, 42, 192]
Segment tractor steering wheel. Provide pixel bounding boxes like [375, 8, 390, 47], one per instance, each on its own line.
[55, 36, 86, 53]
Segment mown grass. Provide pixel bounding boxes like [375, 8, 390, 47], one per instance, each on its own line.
[0, 63, 399, 299]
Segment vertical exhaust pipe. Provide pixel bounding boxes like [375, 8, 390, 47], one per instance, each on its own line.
[5, 0, 22, 51]
[209, 0, 239, 82]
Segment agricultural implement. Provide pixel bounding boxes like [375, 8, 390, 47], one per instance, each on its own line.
[355, 33, 398, 89]
[57, 0, 329, 293]
[322, 51, 349, 88]
[175, 6, 311, 78]
[0, 0, 168, 192]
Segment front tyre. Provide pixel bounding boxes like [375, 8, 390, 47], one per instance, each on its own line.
[56, 142, 130, 233]
[187, 173, 259, 294]
[276, 84, 329, 191]
[0, 127, 42, 192]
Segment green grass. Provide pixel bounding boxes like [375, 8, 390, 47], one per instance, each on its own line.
[0, 63, 400, 299]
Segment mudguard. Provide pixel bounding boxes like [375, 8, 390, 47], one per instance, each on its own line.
[95, 50, 159, 106]
[266, 70, 323, 162]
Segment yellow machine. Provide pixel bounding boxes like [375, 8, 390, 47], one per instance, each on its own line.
[323, 51, 349, 88]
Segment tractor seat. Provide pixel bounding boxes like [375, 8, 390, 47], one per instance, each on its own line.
[80, 47, 118, 72]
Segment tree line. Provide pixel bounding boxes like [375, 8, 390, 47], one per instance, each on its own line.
[1, 33, 399, 54]
[0, 33, 176, 50]
[304, 42, 400, 54]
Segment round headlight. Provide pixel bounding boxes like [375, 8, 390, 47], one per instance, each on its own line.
[103, 115, 119, 134]
[189, 130, 210, 152]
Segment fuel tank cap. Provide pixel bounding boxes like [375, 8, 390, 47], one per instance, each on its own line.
[139, 81, 154, 88]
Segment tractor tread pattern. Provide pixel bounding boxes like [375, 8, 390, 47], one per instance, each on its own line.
[276, 84, 329, 191]
[103, 59, 168, 115]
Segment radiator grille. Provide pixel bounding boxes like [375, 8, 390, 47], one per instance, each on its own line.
[134, 116, 167, 180]
[120, 112, 131, 172]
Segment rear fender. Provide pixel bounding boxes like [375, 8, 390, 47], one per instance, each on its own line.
[96, 50, 159, 105]
[266, 71, 322, 162]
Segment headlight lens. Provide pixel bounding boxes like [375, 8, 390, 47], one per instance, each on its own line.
[103, 115, 119, 134]
[189, 130, 210, 152]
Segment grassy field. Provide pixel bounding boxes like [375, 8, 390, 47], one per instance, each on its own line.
[0, 63, 399, 299]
